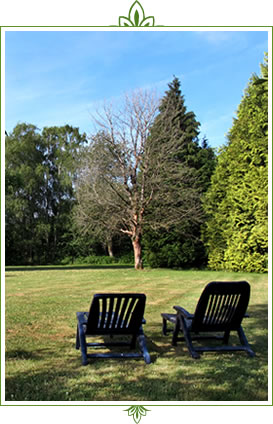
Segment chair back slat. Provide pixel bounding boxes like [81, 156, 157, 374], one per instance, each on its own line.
[98, 297, 107, 329]
[124, 298, 139, 328]
[105, 296, 115, 328]
[86, 293, 146, 335]
[112, 296, 122, 329]
[218, 293, 234, 323]
[203, 294, 217, 325]
[116, 297, 130, 328]
[192, 281, 250, 332]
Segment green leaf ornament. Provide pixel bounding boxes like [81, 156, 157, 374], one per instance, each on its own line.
[118, 1, 156, 27]
[125, 406, 150, 424]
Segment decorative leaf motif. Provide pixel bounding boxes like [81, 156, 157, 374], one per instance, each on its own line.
[128, 407, 136, 416]
[119, 17, 134, 27]
[141, 17, 155, 27]
[114, 1, 161, 27]
[129, 1, 145, 26]
[125, 406, 150, 424]
[134, 10, 140, 26]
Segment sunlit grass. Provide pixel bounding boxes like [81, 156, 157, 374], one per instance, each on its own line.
[5, 266, 268, 402]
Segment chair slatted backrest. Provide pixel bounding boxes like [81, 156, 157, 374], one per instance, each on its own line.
[191, 281, 250, 332]
[86, 293, 146, 335]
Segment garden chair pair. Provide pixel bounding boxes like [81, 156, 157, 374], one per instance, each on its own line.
[76, 281, 255, 365]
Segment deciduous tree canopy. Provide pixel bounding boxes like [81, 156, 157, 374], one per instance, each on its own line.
[5, 124, 87, 264]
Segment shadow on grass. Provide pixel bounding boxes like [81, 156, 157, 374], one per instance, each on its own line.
[5, 351, 267, 402]
[151, 303, 268, 357]
[6, 349, 51, 361]
[5, 304, 268, 402]
[5, 265, 134, 272]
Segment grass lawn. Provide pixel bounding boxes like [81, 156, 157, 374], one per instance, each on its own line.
[5, 266, 268, 402]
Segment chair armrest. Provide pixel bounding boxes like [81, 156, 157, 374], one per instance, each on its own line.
[76, 312, 88, 326]
[173, 306, 194, 319]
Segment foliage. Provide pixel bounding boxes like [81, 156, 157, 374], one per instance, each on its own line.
[143, 77, 216, 268]
[60, 253, 134, 266]
[71, 255, 117, 265]
[143, 225, 206, 269]
[5, 123, 46, 264]
[5, 124, 87, 264]
[202, 54, 268, 272]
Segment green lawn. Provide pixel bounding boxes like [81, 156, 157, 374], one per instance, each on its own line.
[5, 266, 268, 402]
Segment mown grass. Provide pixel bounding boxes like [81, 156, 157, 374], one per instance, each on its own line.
[5, 266, 268, 402]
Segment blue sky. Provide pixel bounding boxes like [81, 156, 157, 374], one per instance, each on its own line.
[5, 30, 268, 148]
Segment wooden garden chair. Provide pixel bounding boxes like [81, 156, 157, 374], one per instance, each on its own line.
[76, 293, 151, 365]
[161, 281, 255, 359]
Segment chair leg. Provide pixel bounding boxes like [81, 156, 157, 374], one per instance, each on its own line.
[137, 328, 151, 364]
[178, 316, 200, 359]
[76, 325, 80, 349]
[162, 317, 167, 335]
[78, 324, 88, 365]
[171, 317, 180, 346]
[237, 326, 255, 357]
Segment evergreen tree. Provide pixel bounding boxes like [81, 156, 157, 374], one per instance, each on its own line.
[202, 54, 268, 272]
[151, 76, 200, 159]
[143, 77, 215, 268]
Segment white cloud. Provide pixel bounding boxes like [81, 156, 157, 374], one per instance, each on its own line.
[194, 30, 240, 44]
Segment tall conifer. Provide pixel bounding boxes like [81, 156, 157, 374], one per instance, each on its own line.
[203, 54, 268, 272]
[143, 77, 215, 268]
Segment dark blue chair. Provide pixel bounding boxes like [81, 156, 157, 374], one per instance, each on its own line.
[162, 281, 255, 359]
[76, 293, 151, 365]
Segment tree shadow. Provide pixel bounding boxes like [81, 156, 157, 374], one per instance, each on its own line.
[148, 303, 268, 357]
[5, 303, 268, 402]
[6, 349, 51, 361]
[5, 348, 268, 401]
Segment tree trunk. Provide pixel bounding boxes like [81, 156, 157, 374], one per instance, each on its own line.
[107, 241, 114, 257]
[132, 235, 143, 270]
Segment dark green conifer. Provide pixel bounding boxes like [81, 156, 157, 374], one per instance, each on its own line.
[202, 54, 268, 272]
[143, 77, 215, 268]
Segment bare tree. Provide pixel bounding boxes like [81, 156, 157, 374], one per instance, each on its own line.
[75, 89, 203, 269]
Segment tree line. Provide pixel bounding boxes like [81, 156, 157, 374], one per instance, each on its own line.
[5, 55, 268, 272]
